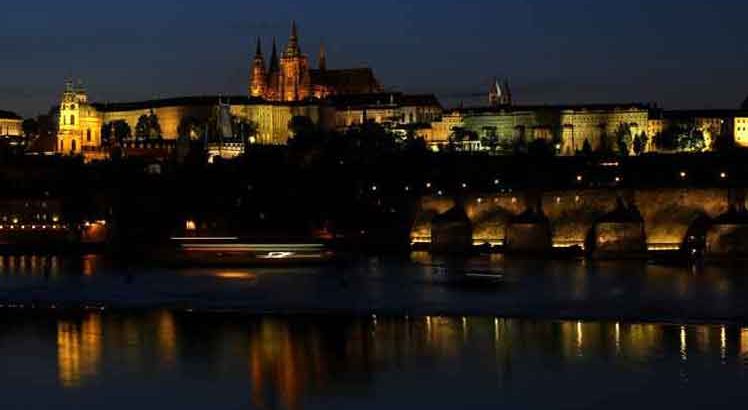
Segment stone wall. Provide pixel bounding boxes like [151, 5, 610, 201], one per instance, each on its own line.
[413, 188, 731, 250]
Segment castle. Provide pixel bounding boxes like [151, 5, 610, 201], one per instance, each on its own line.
[55, 22, 443, 160]
[51, 21, 748, 160]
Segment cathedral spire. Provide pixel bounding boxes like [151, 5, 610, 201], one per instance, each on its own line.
[268, 37, 279, 74]
[319, 42, 327, 71]
[250, 37, 267, 97]
[255, 37, 263, 58]
[284, 21, 301, 57]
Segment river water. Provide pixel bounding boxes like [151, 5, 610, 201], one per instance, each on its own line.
[2, 254, 748, 409]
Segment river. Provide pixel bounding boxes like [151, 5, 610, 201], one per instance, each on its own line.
[2, 254, 748, 408]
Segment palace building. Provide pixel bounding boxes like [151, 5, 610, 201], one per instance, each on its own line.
[0, 110, 22, 137]
[423, 80, 748, 154]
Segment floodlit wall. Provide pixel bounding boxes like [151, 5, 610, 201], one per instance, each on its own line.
[413, 188, 731, 249]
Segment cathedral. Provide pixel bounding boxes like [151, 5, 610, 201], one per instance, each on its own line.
[250, 22, 383, 101]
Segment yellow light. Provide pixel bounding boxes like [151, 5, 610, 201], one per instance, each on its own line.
[185, 220, 197, 231]
[720, 172, 727, 179]
[680, 171, 687, 179]
[576, 175, 583, 182]
[215, 271, 257, 280]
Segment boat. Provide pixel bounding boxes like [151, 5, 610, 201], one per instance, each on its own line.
[431, 265, 506, 287]
[159, 236, 336, 267]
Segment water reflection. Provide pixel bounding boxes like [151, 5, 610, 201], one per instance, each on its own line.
[57, 313, 102, 388]
[17, 314, 748, 407]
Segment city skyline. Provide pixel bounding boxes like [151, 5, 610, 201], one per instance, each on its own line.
[2, 0, 748, 117]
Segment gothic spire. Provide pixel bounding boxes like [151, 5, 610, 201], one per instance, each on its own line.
[268, 37, 279, 74]
[255, 37, 263, 58]
[250, 38, 267, 97]
[285, 21, 301, 57]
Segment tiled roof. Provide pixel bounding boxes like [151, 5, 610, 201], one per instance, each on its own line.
[310, 68, 383, 95]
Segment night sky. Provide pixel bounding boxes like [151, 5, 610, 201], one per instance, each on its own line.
[2, 0, 747, 117]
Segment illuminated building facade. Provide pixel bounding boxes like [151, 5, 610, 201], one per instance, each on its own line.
[56, 83, 321, 159]
[250, 22, 383, 101]
[0, 110, 22, 137]
[649, 109, 748, 149]
[326, 93, 442, 130]
[427, 104, 650, 154]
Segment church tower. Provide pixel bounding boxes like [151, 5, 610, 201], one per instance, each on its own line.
[489, 78, 512, 107]
[279, 21, 311, 101]
[58, 79, 84, 154]
[249, 38, 267, 98]
[57, 79, 103, 157]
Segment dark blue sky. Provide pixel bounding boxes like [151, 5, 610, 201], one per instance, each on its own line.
[2, 0, 747, 116]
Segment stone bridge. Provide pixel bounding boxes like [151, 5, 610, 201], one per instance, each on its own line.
[411, 188, 747, 256]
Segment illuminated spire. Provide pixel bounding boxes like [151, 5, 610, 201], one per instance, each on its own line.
[250, 38, 267, 97]
[285, 21, 301, 57]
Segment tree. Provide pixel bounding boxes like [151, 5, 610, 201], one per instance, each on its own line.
[288, 116, 324, 150]
[147, 111, 161, 140]
[178, 116, 203, 140]
[581, 138, 593, 156]
[527, 138, 555, 157]
[614, 123, 633, 156]
[513, 133, 528, 155]
[481, 126, 499, 153]
[677, 127, 705, 152]
[135, 115, 150, 141]
[597, 131, 613, 154]
[712, 131, 735, 153]
[654, 128, 677, 151]
[632, 132, 648, 156]
[102, 120, 131, 144]
[135, 111, 161, 141]
[236, 120, 258, 144]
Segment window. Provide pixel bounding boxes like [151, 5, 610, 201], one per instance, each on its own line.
[70, 115, 75, 126]
[86, 129, 91, 142]
[71, 140, 76, 152]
